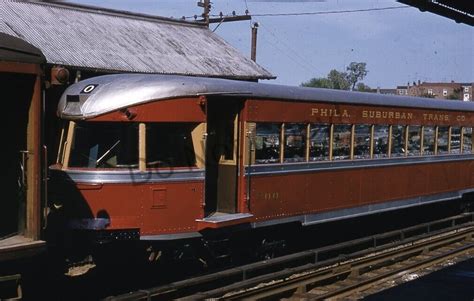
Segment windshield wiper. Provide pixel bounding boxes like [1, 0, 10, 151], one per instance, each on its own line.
[96, 140, 121, 166]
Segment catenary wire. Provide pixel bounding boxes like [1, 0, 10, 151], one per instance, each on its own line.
[249, 5, 410, 17]
[183, 5, 410, 20]
[258, 22, 319, 74]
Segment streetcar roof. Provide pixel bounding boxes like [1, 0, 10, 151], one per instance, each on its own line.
[58, 74, 474, 119]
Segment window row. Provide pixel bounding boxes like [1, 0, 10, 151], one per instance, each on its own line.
[63, 122, 198, 169]
[253, 123, 473, 164]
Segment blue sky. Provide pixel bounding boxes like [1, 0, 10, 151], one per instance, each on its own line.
[68, 0, 473, 88]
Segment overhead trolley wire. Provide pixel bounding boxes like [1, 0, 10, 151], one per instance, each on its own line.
[249, 5, 410, 17]
[183, 5, 409, 21]
[257, 23, 318, 74]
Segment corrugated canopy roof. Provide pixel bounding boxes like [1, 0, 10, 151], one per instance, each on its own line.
[0, 1, 274, 80]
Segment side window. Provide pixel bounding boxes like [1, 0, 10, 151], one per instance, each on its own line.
[450, 127, 461, 154]
[373, 125, 389, 158]
[354, 125, 371, 159]
[255, 123, 281, 164]
[423, 126, 435, 155]
[463, 127, 473, 154]
[69, 122, 139, 168]
[332, 124, 351, 160]
[309, 124, 330, 161]
[437, 126, 449, 154]
[284, 123, 306, 163]
[407, 125, 421, 156]
[391, 125, 406, 157]
[146, 123, 197, 168]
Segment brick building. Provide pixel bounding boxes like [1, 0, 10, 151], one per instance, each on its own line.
[392, 81, 473, 101]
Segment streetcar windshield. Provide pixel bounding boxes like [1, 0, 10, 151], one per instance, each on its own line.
[69, 122, 138, 168]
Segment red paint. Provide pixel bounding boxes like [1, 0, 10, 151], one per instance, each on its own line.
[56, 94, 474, 237]
[248, 160, 472, 222]
[91, 98, 206, 122]
[246, 99, 474, 126]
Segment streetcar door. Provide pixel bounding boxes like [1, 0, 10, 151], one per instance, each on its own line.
[0, 72, 36, 239]
[205, 99, 241, 216]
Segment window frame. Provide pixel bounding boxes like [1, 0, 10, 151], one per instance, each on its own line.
[246, 118, 473, 167]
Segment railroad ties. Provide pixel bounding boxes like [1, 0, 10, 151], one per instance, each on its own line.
[105, 212, 474, 301]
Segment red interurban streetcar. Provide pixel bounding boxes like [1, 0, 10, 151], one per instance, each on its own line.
[49, 73, 474, 270]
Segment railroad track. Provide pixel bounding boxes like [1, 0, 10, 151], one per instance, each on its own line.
[220, 226, 473, 300]
[105, 213, 473, 301]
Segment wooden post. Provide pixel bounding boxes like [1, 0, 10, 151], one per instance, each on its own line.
[420, 126, 425, 155]
[329, 124, 334, 161]
[448, 126, 452, 153]
[350, 124, 355, 160]
[306, 123, 310, 162]
[280, 123, 285, 163]
[404, 125, 409, 157]
[388, 125, 392, 158]
[139, 123, 146, 171]
[370, 125, 374, 159]
[251, 23, 259, 62]
[63, 121, 76, 169]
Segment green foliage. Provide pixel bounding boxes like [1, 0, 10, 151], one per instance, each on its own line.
[356, 82, 372, 92]
[346, 62, 368, 90]
[420, 93, 435, 98]
[301, 62, 369, 91]
[301, 77, 333, 89]
[328, 69, 350, 90]
[447, 88, 462, 100]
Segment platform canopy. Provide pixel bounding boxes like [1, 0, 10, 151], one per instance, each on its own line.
[398, 0, 473, 26]
[0, 1, 274, 81]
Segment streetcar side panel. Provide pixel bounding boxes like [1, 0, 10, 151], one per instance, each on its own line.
[243, 98, 474, 225]
[50, 97, 207, 239]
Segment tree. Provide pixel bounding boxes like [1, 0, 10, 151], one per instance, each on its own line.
[301, 70, 350, 90]
[447, 88, 462, 100]
[301, 62, 369, 91]
[355, 82, 372, 92]
[328, 69, 350, 90]
[301, 77, 332, 89]
[346, 62, 368, 91]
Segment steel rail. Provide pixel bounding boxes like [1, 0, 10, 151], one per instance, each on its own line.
[216, 228, 473, 300]
[313, 242, 473, 300]
[104, 212, 473, 301]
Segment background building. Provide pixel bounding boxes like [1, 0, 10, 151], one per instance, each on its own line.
[407, 81, 473, 101]
[388, 81, 473, 101]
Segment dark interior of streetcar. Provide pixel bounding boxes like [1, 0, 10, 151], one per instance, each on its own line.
[64, 122, 199, 169]
[205, 99, 241, 216]
[146, 123, 197, 168]
[252, 122, 471, 163]
[68, 122, 139, 168]
[0, 72, 35, 239]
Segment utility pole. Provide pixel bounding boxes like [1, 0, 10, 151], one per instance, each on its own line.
[251, 22, 259, 62]
[197, 1, 254, 62]
[197, 0, 251, 27]
[197, 0, 211, 26]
